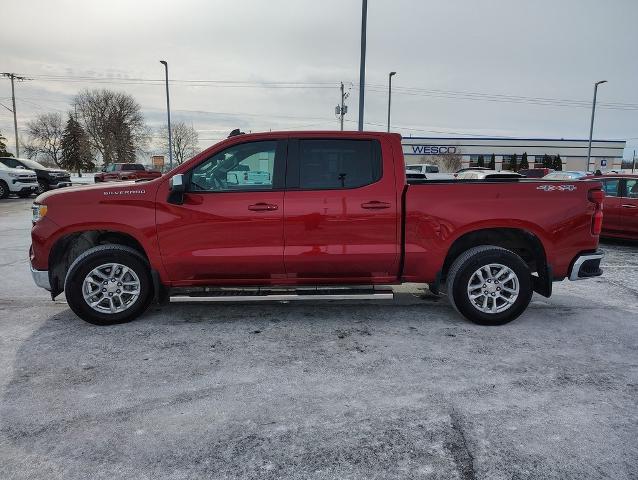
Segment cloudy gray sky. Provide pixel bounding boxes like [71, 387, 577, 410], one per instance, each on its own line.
[1, 0, 637, 159]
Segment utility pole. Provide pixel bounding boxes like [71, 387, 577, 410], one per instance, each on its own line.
[633, 150, 636, 174]
[586, 80, 607, 171]
[1, 73, 30, 157]
[358, 0, 368, 131]
[159, 61, 173, 170]
[335, 82, 349, 131]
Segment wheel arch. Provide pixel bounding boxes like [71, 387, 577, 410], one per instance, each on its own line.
[48, 230, 151, 298]
[440, 227, 552, 297]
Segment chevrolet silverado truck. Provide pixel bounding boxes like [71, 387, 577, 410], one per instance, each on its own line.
[0, 163, 38, 198]
[30, 131, 604, 326]
[94, 163, 162, 183]
[0, 157, 71, 194]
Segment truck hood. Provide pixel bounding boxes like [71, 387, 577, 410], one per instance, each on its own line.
[1, 166, 37, 176]
[35, 178, 162, 205]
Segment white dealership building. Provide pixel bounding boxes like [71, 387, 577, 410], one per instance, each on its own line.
[402, 136, 626, 172]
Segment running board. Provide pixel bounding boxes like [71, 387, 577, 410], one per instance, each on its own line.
[169, 286, 394, 303]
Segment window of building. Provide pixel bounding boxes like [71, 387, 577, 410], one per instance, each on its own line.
[298, 139, 381, 189]
[189, 141, 277, 192]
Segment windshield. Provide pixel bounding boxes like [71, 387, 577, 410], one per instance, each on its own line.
[17, 158, 45, 170]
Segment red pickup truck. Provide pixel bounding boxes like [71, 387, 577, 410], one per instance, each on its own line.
[30, 131, 604, 326]
[94, 163, 162, 182]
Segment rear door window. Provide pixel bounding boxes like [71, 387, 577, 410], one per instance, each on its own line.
[625, 179, 638, 199]
[293, 139, 381, 190]
[602, 179, 620, 197]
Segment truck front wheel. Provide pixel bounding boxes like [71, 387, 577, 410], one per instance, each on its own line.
[64, 245, 153, 325]
[447, 245, 533, 326]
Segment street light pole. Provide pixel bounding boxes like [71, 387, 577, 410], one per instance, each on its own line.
[160, 60, 173, 170]
[586, 80, 607, 171]
[387, 72, 396, 132]
[357, 0, 368, 132]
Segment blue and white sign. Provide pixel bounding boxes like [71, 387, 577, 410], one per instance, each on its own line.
[600, 159, 607, 167]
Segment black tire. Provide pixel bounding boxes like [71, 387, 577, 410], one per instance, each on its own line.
[64, 245, 153, 325]
[94, 178, 101, 183]
[37, 180, 48, 194]
[446, 245, 533, 326]
[0, 180, 8, 199]
[17, 190, 33, 198]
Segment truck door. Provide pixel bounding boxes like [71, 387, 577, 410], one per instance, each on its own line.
[156, 139, 287, 282]
[283, 137, 399, 282]
[620, 178, 638, 236]
[601, 178, 623, 234]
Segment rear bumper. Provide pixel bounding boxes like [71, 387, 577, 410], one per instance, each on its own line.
[568, 250, 604, 281]
[30, 264, 51, 291]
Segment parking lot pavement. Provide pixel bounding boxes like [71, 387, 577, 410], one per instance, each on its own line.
[1, 198, 637, 480]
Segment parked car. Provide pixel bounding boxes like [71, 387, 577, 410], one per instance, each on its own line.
[30, 131, 603, 327]
[542, 171, 593, 181]
[405, 165, 455, 180]
[0, 163, 38, 199]
[0, 157, 71, 194]
[406, 163, 440, 174]
[599, 174, 638, 239]
[94, 163, 162, 183]
[519, 168, 553, 178]
[455, 170, 524, 180]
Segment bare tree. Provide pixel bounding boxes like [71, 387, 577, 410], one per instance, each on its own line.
[415, 152, 463, 173]
[161, 122, 200, 165]
[25, 113, 64, 166]
[73, 89, 147, 164]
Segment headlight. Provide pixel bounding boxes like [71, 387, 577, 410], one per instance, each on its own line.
[32, 203, 47, 223]
[8, 172, 19, 178]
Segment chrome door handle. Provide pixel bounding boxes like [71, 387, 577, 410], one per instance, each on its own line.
[248, 203, 278, 211]
[361, 201, 391, 209]
[621, 204, 637, 208]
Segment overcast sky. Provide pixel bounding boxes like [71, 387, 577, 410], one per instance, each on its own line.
[1, 0, 637, 159]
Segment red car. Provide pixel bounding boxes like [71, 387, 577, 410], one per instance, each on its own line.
[94, 163, 162, 182]
[30, 131, 604, 326]
[599, 174, 638, 239]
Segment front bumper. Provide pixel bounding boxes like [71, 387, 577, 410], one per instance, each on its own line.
[30, 265, 51, 291]
[48, 180, 72, 189]
[568, 250, 604, 281]
[11, 180, 38, 191]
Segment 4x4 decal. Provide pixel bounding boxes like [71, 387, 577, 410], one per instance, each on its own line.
[536, 184, 577, 192]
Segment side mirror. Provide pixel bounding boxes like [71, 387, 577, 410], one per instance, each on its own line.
[16, 165, 25, 170]
[168, 174, 185, 205]
[101, 167, 107, 172]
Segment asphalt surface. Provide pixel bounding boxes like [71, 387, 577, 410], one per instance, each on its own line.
[1, 196, 637, 480]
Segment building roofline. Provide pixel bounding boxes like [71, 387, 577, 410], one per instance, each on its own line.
[402, 136, 626, 143]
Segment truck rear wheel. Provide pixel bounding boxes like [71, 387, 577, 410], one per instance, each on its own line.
[447, 245, 532, 326]
[64, 245, 153, 325]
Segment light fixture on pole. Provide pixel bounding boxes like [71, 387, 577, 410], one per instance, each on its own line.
[387, 71, 396, 132]
[160, 60, 173, 170]
[586, 80, 607, 171]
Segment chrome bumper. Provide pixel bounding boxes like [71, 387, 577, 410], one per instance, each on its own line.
[569, 251, 604, 281]
[31, 265, 51, 291]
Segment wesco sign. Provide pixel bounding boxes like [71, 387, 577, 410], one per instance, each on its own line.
[409, 145, 457, 155]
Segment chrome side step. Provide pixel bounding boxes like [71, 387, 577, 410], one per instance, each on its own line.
[169, 286, 394, 303]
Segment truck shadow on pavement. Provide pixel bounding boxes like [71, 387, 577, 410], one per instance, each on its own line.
[1, 298, 636, 480]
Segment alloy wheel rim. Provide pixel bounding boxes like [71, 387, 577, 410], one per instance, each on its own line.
[82, 263, 141, 314]
[466, 263, 519, 314]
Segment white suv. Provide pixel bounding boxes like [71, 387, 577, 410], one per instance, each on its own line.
[0, 162, 38, 199]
